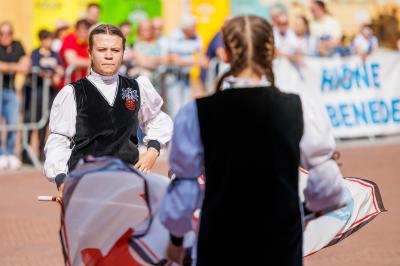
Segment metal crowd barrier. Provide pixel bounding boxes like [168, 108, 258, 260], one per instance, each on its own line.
[0, 67, 51, 169]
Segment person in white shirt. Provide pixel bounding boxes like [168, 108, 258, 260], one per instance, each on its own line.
[352, 24, 378, 60]
[293, 15, 318, 57]
[273, 13, 300, 60]
[165, 15, 208, 118]
[310, 0, 342, 57]
[44, 24, 173, 196]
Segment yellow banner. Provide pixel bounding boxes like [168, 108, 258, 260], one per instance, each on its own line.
[191, 0, 229, 50]
[191, 0, 230, 80]
[32, 0, 99, 47]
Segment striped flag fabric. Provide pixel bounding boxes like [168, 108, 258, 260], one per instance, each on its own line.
[60, 158, 385, 265]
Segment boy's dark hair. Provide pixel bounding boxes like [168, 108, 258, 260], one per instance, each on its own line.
[314, 0, 327, 12]
[119, 20, 131, 28]
[89, 24, 126, 51]
[38, 29, 53, 40]
[75, 19, 91, 30]
[87, 3, 101, 10]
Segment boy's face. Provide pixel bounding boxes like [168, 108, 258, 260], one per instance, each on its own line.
[41, 37, 53, 50]
[90, 33, 124, 76]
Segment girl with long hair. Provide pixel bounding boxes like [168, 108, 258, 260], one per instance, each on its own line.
[159, 15, 345, 266]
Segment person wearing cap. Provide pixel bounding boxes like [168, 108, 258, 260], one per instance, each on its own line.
[44, 24, 173, 195]
[165, 15, 208, 118]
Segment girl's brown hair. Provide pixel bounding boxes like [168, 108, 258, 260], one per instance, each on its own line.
[215, 15, 275, 92]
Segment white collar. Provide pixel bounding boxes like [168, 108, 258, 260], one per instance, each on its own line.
[225, 75, 271, 89]
[88, 69, 119, 85]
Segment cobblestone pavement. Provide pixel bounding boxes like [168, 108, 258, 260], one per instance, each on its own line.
[0, 144, 398, 266]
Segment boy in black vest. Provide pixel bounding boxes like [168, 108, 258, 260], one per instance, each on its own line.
[44, 24, 173, 198]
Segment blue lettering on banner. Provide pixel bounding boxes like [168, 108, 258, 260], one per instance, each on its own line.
[392, 99, 400, 122]
[325, 98, 400, 128]
[321, 63, 381, 92]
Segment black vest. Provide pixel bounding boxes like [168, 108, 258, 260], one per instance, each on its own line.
[68, 76, 140, 171]
[196, 86, 303, 266]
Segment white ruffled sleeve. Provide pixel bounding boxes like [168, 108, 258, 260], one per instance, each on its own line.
[300, 95, 346, 212]
[43, 85, 77, 182]
[136, 75, 173, 146]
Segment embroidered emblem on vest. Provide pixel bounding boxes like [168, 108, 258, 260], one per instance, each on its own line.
[122, 88, 139, 111]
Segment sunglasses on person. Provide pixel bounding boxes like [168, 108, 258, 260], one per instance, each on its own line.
[0, 31, 13, 37]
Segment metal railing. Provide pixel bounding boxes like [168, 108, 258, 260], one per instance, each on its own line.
[0, 67, 51, 169]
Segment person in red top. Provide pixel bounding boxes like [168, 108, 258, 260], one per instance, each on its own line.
[58, 19, 91, 86]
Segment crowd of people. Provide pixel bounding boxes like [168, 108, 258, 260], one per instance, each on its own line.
[0, 0, 396, 170]
[271, 1, 379, 61]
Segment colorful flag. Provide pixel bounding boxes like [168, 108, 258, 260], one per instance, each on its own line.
[61, 158, 385, 265]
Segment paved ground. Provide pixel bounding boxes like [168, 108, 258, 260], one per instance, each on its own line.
[0, 142, 398, 265]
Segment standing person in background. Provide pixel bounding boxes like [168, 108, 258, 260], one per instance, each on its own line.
[44, 24, 172, 198]
[51, 21, 70, 53]
[119, 21, 132, 41]
[293, 15, 318, 57]
[310, 0, 342, 57]
[58, 19, 91, 86]
[159, 15, 346, 265]
[127, 20, 163, 86]
[165, 15, 207, 118]
[0, 21, 30, 170]
[269, 2, 287, 27]
[85, 3, 101, 26]
[23, 29, 63, 164]
[151, 17, 170, 100]
[200, 30, 223, 86]
[119, 21, 133, 76]
[273, 13, 300, 61]
[352, 24, 378, 60]
[152, 17, 169, 56]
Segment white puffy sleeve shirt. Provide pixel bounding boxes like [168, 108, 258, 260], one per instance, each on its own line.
[43, 74, 173, 181]
[160, 93, 346, 237]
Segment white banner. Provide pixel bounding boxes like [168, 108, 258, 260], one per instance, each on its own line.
[275, 50, 400, 138]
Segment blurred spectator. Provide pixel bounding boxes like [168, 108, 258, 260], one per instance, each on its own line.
[119, 20, 132, 40]
[152, 17, 168, 56]
[165, 15, 207, 118]
[200, 31, 223, 83]
[293, 15, 318, 56]
[119, 21, 133, 75]
[127, 20, 163, 87]
[86, 3, 101, 26]
[352, 24, 378, 60]
[269, 2, 288, 27]
[397, 38, 400, 51]
[23, 29, 63, 163]
[52, 21, 70, 53]
[0, 21, 30, 170]
[310, 0, 342, 57]
[58, 19, 91, 86]
[273, 13, 300, 60]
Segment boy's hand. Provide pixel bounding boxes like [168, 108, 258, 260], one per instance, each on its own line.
[134, 147, 159, 173]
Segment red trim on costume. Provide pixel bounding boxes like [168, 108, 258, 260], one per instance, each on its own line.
[136, 238, 160, 261]
[299, 167, 309, 175]
[333, 178, 378, 238]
